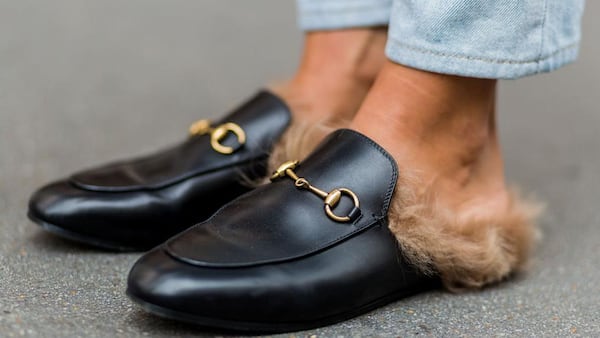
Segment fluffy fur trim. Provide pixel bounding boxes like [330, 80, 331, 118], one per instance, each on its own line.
[267, 120, 541, 290]
[388, 173, 541, 290]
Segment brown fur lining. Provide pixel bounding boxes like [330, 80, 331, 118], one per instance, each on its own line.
[388, 173, 541, 290]
[267, 119, 541, 290]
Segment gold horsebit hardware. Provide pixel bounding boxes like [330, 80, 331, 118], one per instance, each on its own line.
[189, 119, 246, 155]
[270, 160, 361, 223]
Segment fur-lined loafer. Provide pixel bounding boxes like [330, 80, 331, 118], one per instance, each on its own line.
[28, 91, 291, 251]
[126, 129, 439, 332]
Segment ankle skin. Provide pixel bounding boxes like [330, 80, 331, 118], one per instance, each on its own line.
[350, 61, 540, 289]
[351, 61, 504, 211]
[272, 28, 388, 124]
[267, 28, 388, 167]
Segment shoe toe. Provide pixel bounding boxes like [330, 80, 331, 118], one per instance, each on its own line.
[127, 246, 291, 328]
[28, 180, 81, 226]
[127, 247, 215, 318]
[28, 179, 156, 250]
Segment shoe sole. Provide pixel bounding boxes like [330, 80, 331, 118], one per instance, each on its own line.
[27, 211, 146, 252]
[126, 282, 437, 333]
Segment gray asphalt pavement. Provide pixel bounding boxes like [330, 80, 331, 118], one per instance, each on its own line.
[1, 1, 599, 337]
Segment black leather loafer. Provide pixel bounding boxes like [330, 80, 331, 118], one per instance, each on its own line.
[126, 129, 440, 332]
[28, 91, 291, 251]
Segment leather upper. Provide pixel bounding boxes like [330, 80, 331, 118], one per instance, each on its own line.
[70, 91, 290, 192]
[165, 129, 398, 267]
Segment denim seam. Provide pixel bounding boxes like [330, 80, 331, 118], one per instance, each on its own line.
[388, 38, 578, 65]
[537, 0, 549, 72]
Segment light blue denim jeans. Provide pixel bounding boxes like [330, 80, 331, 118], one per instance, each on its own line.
[297, 0, 585, 79]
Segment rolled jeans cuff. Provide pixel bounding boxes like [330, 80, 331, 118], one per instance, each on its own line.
[297, 0, 392, 31]
[386, 38, 580, 79]
[385, 0, 585, 79]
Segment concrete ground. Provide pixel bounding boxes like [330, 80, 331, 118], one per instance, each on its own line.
[1, 1, 598, 337]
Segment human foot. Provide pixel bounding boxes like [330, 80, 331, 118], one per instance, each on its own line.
[350, 61, 540, 289]
[274, 28, 387, 123]
[268, 28, 387, 164]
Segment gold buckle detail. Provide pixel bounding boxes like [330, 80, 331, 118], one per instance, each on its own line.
[270, 160, 361, 223]
[189, 120, 246, 155]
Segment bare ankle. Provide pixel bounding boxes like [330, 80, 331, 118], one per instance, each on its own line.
[347, 63, 539, 289]
[351, 61, 505, 209]
[271, 28, 387, 123]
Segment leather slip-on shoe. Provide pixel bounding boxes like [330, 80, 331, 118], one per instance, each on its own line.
[28, 91, 291, 251]
[126, 129, 440, 333]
